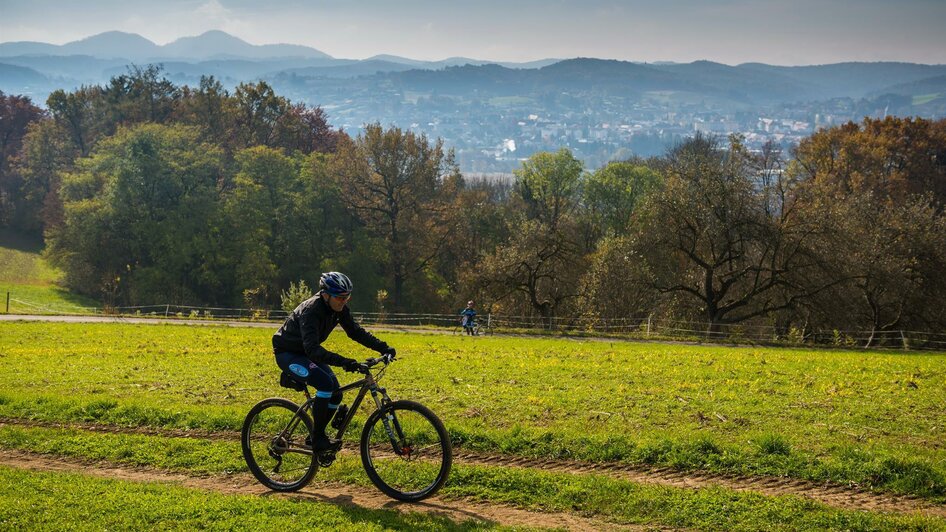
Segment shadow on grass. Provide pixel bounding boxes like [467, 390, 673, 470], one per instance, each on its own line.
[261, 489, 495, 530]
[0, 228, 44, 253]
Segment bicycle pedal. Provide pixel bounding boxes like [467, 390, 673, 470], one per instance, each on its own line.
[317, 451, 337, 467]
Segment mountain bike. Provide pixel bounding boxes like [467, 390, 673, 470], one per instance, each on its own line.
[453, 316, 486, 335]
[241, 353, 452, 501]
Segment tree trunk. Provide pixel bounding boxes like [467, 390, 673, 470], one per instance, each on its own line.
[393, 271, 404, 312]
[539, 302, 554, 330]
[865, 326, 875, 348]
[705, 319, 723, 339]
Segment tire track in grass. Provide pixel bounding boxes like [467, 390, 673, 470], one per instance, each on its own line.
[2, 417, 944, 517]
[0, 449, 644, 531]
[454, 450, 946, 517]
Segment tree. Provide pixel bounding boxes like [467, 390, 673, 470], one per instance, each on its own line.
[233, 81, 290, 149]
[477, 218, 584, 327]
[787, 118, 946, 341]
[332, 124, 460, 310]
[800, 185, 946, 343]
[174, 76, 237, 149]
[10, 120, 73, 233]
[627, 134, 820, 334]
[581, 235, 659, 325]
[46, 85, 107, 157]
[582, 160, 660, 238]
[440, 177, 514, 309]
[103, 65, 180, 127]
[47, 123, 223, 304]
[224, 146, 304, 299]
[0, 92, 45, 229]
[514, 147, 583, 232]
[476, 149, 587, 325]
[273, 103, 341, 154]
[792, 116, 946, 207]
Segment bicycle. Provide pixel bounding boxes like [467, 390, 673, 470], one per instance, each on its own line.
[241, 353, 452, 501]
[454, 316, 484, 336]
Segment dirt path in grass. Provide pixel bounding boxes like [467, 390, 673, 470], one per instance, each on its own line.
[0, 449, 646, 531]
[2, 417, 944, 518]
[454, 449, 946, 518]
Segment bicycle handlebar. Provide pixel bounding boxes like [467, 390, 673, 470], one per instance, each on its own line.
[364, 352, 395, 369]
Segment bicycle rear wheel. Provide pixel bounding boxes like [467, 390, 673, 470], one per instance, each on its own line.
[242, 397, 317, 491]
[360, 400, 452, 501]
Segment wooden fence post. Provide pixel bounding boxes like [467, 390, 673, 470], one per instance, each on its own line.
[5, 292, 9, 314]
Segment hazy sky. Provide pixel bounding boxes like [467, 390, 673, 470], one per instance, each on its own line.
[1, 0, 944, 65]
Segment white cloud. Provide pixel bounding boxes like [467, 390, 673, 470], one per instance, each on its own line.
[195, 0, 232, 19]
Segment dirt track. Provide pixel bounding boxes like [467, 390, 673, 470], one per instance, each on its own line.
[0, 449, 646, 531]
[2, 418, 944, 519]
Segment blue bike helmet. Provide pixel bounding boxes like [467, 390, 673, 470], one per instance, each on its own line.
[319, 272, 353, 296]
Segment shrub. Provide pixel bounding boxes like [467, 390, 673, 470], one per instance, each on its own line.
[280, 280, 313, 314]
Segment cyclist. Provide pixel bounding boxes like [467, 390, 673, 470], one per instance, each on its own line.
[272, 271, 396, 452]
[460, 300, 477, 336]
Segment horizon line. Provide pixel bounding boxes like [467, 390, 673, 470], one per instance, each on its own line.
[0, 29, 943, 68]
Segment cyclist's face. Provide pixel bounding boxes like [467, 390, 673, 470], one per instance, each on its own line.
[325, 292, 350, 312]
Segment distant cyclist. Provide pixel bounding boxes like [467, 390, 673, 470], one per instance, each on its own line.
[460, 300, 478, 336]
[272, 272, 396, 452]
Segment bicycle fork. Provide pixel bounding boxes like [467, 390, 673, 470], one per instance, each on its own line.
[371, 387, 410, 457]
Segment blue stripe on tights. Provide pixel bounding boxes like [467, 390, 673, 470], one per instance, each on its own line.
[315, 390, 333, 399]
[329, 403, 339, 409]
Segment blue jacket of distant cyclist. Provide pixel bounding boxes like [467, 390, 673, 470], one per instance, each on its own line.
[460, 307, 477, 327]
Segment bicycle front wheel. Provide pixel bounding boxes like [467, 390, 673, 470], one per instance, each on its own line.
[242, 397, 317, 492]
[360, 400, 452, 501]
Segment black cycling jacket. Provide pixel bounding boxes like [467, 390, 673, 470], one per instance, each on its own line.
[272, 291, 389, 366]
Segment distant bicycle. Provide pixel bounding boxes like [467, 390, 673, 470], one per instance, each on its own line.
[453, 317, 482, 336]
[241, 353, 452, 501]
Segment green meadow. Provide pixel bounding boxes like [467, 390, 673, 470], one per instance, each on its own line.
[0, 231, 99, 314]
[1, 426, 942, 531]
[0, 464, 498, 531]
[1, 321, 944, 505]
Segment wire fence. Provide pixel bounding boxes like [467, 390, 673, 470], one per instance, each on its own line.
[4, 292, 945, 351]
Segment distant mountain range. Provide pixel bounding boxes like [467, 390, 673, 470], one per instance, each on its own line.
[378, 58, 946, 105]
[0, 30, 331, 61]
[2, 30, 944, 108]
[2, 30, 945, 172]
[0, 30, 559, 67]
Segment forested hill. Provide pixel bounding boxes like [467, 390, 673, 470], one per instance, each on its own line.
[4, 54, 946, 107]
[386, 59, 946, 104]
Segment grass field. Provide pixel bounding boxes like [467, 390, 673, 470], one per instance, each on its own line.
[2, 426, 941, 531]
[0, 230, 99, 314]
[0, 465, 488, 531]
[1, 320, 944, 515]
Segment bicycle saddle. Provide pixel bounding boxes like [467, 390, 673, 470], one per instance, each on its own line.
[279, 371, 307, 392]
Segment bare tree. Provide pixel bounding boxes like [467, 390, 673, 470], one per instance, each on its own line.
[628, 134, 828, 335]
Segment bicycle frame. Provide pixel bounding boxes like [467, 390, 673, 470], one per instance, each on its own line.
[279, 367, 406, 455]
